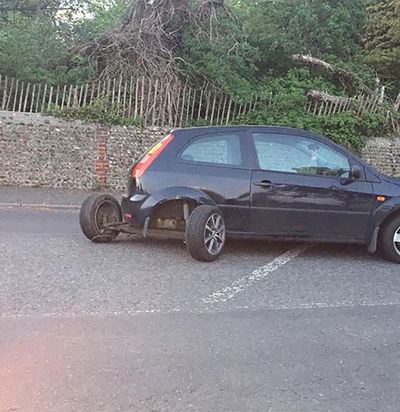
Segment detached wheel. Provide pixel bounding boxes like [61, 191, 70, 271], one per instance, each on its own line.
[186, 205, 226, 262]
[80, 193, 122, 243]
[380, 214, 400, 263]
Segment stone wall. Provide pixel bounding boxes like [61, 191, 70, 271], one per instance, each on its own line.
[0, 111, 399, 190]
[361, 137, 400, 178]
[0, 112, 169, 190]
[106, 126, 168, 190]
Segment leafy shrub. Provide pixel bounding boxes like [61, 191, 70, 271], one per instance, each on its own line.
[45, 98, 142, 127]
[233, 99, 389, 154]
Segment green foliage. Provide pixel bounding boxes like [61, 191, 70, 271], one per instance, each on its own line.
[262, 67, 344, 98]
[0, 0, 66, 18]
[177, 5, 258, 100]
[233, 98, 389, 154]
[178, 0, 380, 101]
[240, 0, 368, 76]
[0, 0, 129, 85]
[365, 0, 400, 91]
[46, 98, 142, 127]
[0, 13, 84, 84]
[73, 0, 130, 43]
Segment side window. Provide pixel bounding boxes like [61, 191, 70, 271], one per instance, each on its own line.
[181, 133, 242, 166]
[253, 133, 350, 177]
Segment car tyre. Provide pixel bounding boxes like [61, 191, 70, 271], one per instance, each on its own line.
[80, 193, 122, 243]
[186, 205, 226, 262]
[380, 214, 400, 264]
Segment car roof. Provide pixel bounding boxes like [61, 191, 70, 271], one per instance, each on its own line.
[172, 125, 336, 147]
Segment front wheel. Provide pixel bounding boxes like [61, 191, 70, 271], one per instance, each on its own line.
[79, 193, 122, 243]
[186, 205, 226, 262]
[380, 215, 400, 263]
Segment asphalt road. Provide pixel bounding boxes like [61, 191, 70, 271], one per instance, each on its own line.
[1, 207, 400, 411]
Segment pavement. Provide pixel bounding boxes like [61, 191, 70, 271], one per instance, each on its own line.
[1, 186, 400, 411]
[0, 186, 122, 209]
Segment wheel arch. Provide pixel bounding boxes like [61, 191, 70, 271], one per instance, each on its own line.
[369, 197, 400, 253]
[142, 187, 217, 229]
[373, 197, 400, 228]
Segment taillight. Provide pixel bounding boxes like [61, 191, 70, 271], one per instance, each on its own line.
[132, 134, 174, 179]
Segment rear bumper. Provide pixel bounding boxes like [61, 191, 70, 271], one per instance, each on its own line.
[121, 193, 151, 229]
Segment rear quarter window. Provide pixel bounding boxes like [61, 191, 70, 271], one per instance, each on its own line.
[180, 133, 242, 166]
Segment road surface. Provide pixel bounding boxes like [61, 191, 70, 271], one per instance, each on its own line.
[1, 207, 400, 411]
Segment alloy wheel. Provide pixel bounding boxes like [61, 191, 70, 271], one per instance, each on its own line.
[394, 226, 400, 256]
[204, 214, 226, 256]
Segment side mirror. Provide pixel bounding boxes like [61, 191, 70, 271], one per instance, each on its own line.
[340, 165, 362, 185]
[350, 165, 362, 180]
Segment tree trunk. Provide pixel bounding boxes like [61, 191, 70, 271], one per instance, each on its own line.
[292, 54, 374, 96]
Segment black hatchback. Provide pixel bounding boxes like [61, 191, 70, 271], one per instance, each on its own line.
[80, 126, 400, 263]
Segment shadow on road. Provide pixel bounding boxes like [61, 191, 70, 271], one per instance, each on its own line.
[115, 234, 385, 263]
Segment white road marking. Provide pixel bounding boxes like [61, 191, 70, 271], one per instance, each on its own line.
[202, 244, 314, 304]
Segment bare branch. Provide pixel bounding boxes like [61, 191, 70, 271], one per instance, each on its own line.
[80, 0, 225, 82]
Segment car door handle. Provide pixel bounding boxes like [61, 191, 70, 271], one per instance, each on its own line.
[253, 180, 274, 188]
[330, 184, 341, 191]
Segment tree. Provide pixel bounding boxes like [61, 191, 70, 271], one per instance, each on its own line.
[0, 0, 129, 84]
[176, 1, 258, 99]
[0, 10, 80, 84]
[365, 0, 400, 91]
[81, 0, 227, 79]
[0, 0, 85, 20]
[240, 0, 368, 76]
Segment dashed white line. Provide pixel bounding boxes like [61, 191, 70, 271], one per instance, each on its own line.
[202, 244, 314, 304]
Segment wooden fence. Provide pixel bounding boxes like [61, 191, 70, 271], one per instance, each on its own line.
[305, 91, 400, 134]
[0, 75, 259, 127]
[1, 74, 399, 132]
[306, 94, 383, 117]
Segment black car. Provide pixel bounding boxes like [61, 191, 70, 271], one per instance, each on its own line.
[80, 126, 400, 263]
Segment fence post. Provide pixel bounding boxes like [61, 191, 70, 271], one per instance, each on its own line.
[394, 92, 400, 112]
[12, 80, 19, 112]
[123, 78, 128, 115]
[35, 84, 42, 112]
[204, 89, 211, 123]
[66, 85, 73, 108]
[83, 84, 89, 107]
[140, 77, 145, 120]
[197, 87, 204, 122]
[18, 82, 24, 112]
[2, 76, 8, 110]
[111, 78, 116, 109]
[23, 83, 30, 112]
[225, 96, 233, 125]
[215, 94, 223, 125]
[6, 77, 15, 110]
[47, 86, 54, 110]
[379, 86, 385, 104]
[133, 77, 138, 118]
[184, 87, 191, 125]
[152, 78, 159, 126]
[128, 77, 134, 117]
[179, 84, 187, 127]
[40, 84, 47, 112]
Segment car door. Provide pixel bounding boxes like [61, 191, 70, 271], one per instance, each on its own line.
[249, 131, 375, 241]
[176, 130, 251, 232]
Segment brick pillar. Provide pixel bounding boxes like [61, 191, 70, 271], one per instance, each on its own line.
[95, 127, 110, 187]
